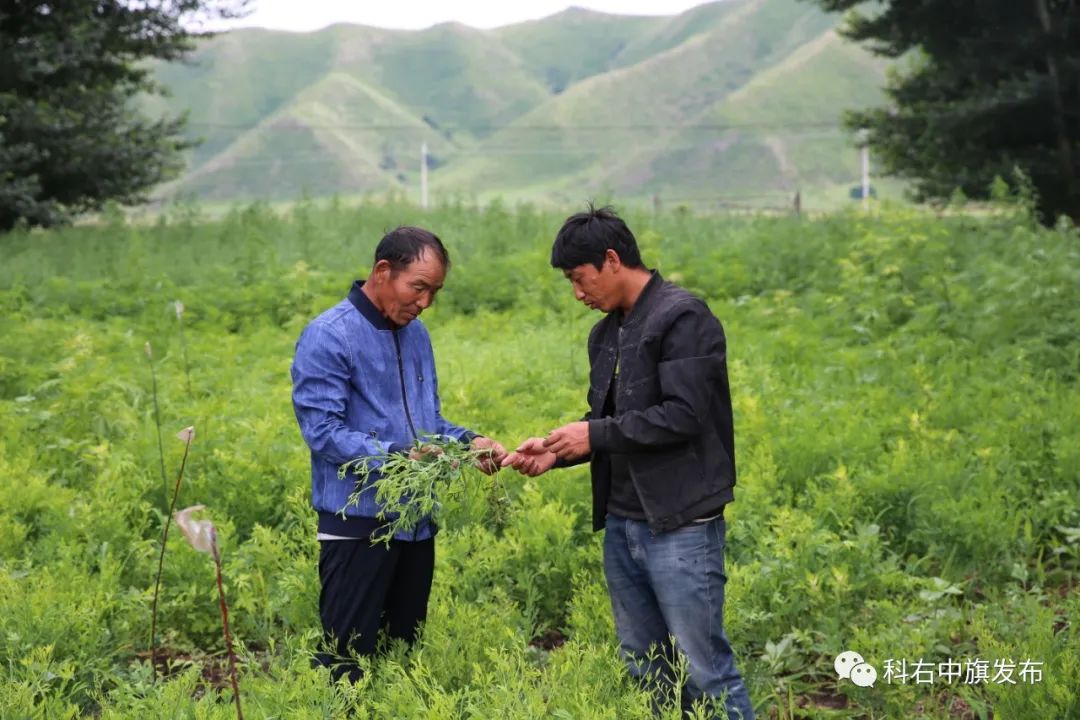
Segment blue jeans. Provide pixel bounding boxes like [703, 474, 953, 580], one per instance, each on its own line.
[604, 514, 754, 720]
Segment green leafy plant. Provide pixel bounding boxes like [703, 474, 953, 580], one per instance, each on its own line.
[174, 505, 244, 720]
[150, 425, 195, 680]
[174, 301, 192, 397]
[339, 436, 511, 543]
[1, 202, 1078, 718]
[144, 341, 168, 503]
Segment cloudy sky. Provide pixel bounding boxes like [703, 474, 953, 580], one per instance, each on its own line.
[214, 1, 712, 32]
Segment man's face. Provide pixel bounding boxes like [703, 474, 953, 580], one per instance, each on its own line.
[563, 256, 618, 313]
[372, 249, 446, 326]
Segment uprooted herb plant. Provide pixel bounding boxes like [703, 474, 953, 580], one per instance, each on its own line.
[338, 436, 512, 543]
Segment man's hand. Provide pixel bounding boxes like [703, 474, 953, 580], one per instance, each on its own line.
[408, 444, 444, 462]
[543, 421, 591, 460]
[471, 436, 507, 475]
[501, 437, 558, 477]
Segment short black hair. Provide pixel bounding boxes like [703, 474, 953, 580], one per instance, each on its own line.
[375, 226, 451, 272]
[550, 204, 643, 271]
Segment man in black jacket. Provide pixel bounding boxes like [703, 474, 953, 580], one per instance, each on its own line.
[503, 206, 754, 719]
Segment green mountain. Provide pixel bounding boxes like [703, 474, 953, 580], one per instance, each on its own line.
[150, 0, 892, 209]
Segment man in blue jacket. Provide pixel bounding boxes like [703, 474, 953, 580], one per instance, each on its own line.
[291, 226, 506, 682]
[503, 207, 754, 719]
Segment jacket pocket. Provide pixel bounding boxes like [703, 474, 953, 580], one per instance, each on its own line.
[630, 445, 706, 508]
[617, 372, 659, 411]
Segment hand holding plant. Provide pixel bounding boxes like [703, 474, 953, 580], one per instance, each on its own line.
[340, 435, 512, 543]
[470, 435, 508, 475]
[408, 443, 445, 461]
[502, 437, 558, 477]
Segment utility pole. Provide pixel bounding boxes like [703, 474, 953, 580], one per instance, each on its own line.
[420, 142, 429, 210]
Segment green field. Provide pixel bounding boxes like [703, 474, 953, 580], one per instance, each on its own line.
[1, 200, 1077, 718]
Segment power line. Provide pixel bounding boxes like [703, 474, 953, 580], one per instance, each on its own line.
[184, 120, 846, 132]
[182, 133, 852, 168]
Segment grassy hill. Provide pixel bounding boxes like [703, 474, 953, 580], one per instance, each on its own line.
[437, 0, 848, 204]
[626, 28, 894, 207]
[150, 0, 892, 209]
[493, 8, 660, 93]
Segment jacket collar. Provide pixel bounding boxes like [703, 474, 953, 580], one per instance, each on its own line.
[348, 280, 395, 330]
[620, 269, 663, 327]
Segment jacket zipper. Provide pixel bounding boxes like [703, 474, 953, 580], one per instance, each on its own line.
[393, 328, 421, 541]
[616, 325, 656, 535]
[615, 326, 622, 392]
[393, 329, 419, 440]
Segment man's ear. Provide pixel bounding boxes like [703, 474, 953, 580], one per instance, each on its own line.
[371, 259, 394, 284]
[605, 248, 622, 272]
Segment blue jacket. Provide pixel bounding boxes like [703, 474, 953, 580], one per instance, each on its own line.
[291, 281, 475, 540]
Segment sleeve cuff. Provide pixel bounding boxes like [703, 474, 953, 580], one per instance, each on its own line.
[387, 442, 410, 455]
[587, 418, 611, 452]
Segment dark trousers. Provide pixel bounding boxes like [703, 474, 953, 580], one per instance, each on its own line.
[315, 537, 435, 683]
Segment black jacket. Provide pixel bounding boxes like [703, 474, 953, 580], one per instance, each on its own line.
[573, 271, 737, 533]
